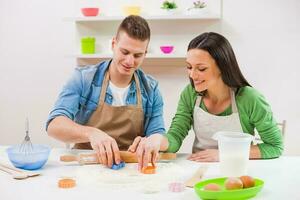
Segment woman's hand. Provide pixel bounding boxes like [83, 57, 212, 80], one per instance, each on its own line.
[128, 134, 164, 171]
[127, 136, 143, 153]
[187, 149, 219, 162]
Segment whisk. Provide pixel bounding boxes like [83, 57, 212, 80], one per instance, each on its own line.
[19, 117, 33, 154]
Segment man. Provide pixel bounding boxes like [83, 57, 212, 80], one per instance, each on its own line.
[46, 15, 165, 170]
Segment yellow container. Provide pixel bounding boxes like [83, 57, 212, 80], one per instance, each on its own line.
[123, 6, 141, 16]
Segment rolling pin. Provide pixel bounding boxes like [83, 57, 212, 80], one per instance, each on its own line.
[60, 151, 176, 165]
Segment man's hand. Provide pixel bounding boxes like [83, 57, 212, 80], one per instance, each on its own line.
[187, 149, 219, 162]
[87, 130, 121, 168]
[128, 134, 164, 171]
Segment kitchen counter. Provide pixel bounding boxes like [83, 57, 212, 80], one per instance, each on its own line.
[0, 146, 299, 200]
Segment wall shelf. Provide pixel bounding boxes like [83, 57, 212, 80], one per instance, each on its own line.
[67, 0, 222, 67]
[76, 53, 186, 59]
[65, 14, 221, 22]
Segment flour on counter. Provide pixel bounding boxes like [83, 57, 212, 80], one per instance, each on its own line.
[74, 162, 187, 193]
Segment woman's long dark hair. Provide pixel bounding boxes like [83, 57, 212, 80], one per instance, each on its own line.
[188, 32, 251, 93]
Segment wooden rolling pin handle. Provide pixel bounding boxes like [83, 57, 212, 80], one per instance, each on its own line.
[60, 155, 78, 162]
[159, 152, 176, 160]
[59, 154, 99, 164]
[78, 154, 99, 165]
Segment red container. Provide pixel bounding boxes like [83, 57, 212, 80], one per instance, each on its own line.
[81, 8, 99, 17]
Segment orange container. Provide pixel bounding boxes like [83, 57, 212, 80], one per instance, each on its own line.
[141, 165, 156, 174]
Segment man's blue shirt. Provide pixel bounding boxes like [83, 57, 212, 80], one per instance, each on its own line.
[46, 60, 165, 136]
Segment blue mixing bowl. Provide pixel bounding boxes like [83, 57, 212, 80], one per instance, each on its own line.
[6, 144, 51, 170]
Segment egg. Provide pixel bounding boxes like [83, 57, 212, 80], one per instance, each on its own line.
[224, 177, 243, 190]
[240, 175, 255, 188]
[203, 183, 222, 191]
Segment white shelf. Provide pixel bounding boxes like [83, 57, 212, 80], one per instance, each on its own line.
[65, 14, 221, 22]
[69, 0, 222, 66]
[76, 53, 186, 59]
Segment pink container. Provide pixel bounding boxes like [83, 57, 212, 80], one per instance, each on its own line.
[168, 182, 185, 192]
[81, 8, 99, 17]
[160, 45, 174, 54]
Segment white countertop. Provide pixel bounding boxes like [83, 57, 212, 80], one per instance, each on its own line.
[0, 146, 299, 200]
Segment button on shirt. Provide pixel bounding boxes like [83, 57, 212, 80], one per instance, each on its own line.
[46, 60, 166, 136]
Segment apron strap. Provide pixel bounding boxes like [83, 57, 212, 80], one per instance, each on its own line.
[99, 71, 110, 104]
[196, 95, 202, 107]
[133, 73, 142, 108]
[230, 89, 238, 113]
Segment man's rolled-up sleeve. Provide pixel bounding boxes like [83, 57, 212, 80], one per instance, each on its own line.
[46, 69, 83, 130]
[144, 83, 165, 136]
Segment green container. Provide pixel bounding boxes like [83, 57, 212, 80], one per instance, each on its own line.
[81, 37, 95, 54]
[194, 177, 264, 200]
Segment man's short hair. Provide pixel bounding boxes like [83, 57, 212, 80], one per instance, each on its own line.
[116, 15, 150, 41]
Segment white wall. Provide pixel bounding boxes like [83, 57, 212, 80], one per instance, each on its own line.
[0, 0, 299, 155]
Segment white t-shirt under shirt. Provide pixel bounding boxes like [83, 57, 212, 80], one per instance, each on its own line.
[108, 81, 130, 106]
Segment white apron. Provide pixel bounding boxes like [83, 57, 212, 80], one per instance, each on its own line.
[192, 90, 243, 152]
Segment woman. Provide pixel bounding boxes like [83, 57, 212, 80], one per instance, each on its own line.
[129, 32, 283, 170]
